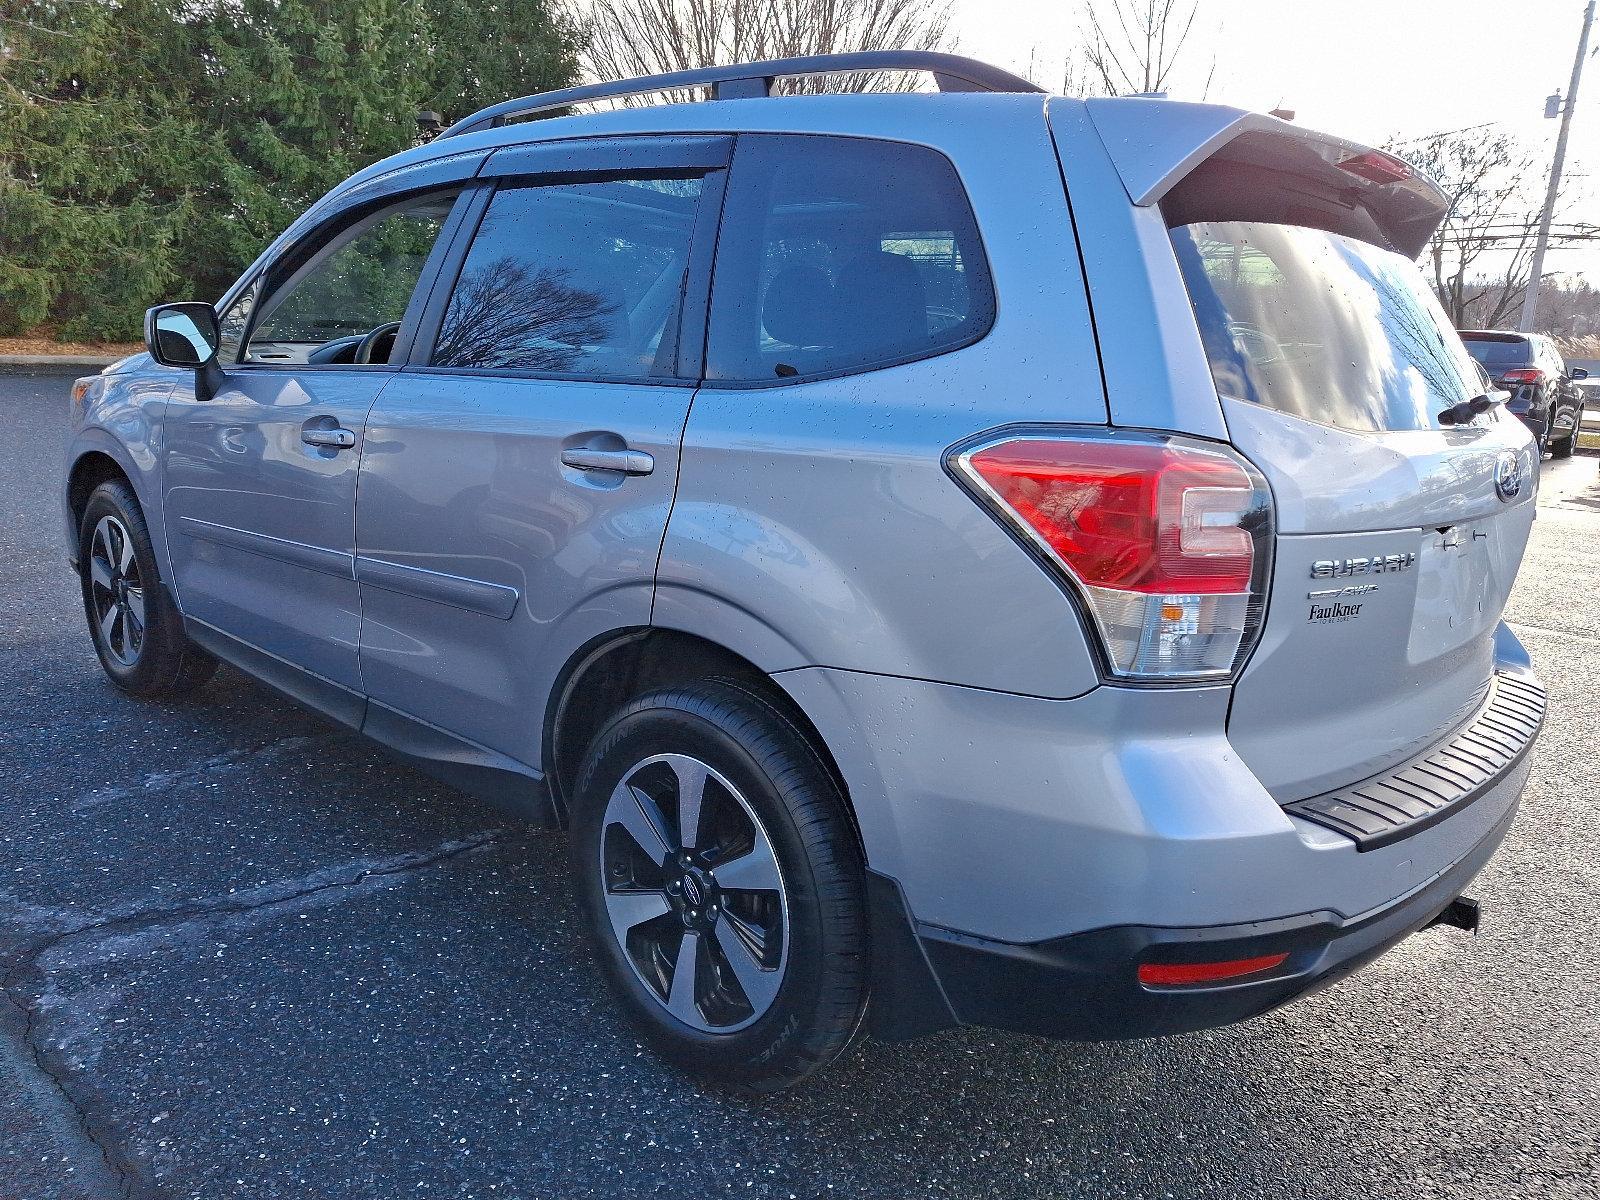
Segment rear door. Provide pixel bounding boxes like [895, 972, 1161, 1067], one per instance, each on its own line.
[353, 136, 728, 758]
[1543, 338, 1584, 440]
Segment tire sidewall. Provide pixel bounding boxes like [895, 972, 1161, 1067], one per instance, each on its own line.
[570, 691, 849, 1081]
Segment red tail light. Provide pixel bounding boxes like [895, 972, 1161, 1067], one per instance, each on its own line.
[1502, 369, 1544, 386]
[1138, 952, 1289, 987]
[949, 432, 1273, 681]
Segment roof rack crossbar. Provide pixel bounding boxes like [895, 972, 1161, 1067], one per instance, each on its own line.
[439, 51, 1044, 140]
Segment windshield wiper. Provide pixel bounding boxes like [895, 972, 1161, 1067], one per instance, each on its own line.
[1438, 393, 1496, 426]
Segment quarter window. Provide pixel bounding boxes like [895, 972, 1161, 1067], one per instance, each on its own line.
[431, 175, 704, 377]
[706, 135, 994, 383]
[216, 280, 257, 365]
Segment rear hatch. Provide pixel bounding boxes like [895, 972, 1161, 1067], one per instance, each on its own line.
[1161, 151, 1539, 799]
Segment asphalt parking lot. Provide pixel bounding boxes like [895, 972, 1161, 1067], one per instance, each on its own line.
[4, 367, 1599, 1200]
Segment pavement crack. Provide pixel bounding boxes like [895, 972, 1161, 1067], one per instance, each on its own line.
[0, 830, 508, 1199]
[1, 973, 144, 1199]
[21, 831, 509, 968]
[71, 731, 350, 812]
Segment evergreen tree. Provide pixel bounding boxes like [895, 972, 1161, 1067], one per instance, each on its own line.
[0, 0, 580, 340]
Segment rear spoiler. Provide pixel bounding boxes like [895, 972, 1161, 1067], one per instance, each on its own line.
[1082, 97, 1447, 259]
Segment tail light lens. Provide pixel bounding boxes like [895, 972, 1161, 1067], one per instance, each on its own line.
[1502, 369, 1544, 386]
[949, 432, 1273, 681]
[1336, 149, 1414, 184]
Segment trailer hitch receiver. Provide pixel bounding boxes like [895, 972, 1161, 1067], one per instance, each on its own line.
[1425, 895, 1481, 935]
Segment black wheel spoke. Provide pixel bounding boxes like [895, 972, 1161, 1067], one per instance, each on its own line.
[98, 603, 120, 645]
[710, 916, 781, 1013]
[666, 754, 710, 851]
[604, 889, 671, 943]
[89, 557, 114, 593]
[709, 828, 781, 895]
[665, 930, 702, 1024]
[608, 780, 675, 866]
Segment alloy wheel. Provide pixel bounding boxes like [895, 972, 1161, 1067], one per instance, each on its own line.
[599, 752, 789, 1033]
[88, 515, 145, 668]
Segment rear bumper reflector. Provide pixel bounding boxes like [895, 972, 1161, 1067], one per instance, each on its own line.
[1137, 952, 1288, 988]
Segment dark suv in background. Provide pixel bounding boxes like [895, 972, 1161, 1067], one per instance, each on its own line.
[1461, 330, 1588, 457]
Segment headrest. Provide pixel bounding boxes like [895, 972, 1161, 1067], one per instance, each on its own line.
[834, 252, 927, 355]
[762, 265, 836, 349]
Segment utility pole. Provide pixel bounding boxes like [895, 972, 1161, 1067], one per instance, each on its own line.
[1519, 0, 1594, 332]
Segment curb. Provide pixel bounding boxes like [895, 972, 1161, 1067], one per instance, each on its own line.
[0, 355, 123, 374]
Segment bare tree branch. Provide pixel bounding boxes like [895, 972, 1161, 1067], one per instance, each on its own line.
[574, 0, 953, 100]
[1078, 0, 1210, 96]
[1386, 127, 1557, 329]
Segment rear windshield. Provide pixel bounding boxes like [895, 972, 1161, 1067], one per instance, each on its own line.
[1461, 337, 1533, 369]
[1171, 221, 1482, 432]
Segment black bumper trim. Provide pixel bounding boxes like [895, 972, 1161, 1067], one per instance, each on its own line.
[901, 804, 1518, 1043]
[1284, 669, 1545, 851]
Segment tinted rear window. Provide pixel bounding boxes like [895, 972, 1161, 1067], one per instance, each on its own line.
[1171, 221, 1482, 432]
[706, 135, 994, 383]
[1461, 337, 1533, 369]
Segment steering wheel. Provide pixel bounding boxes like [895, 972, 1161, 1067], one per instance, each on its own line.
[353, 321, 402, 365]
[1228, 320, 1286, 366]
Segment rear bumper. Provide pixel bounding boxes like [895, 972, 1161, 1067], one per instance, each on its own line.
[780, 631, 1540, 1042]
[900, 795, 1518, 1041]
[787, 640, 1536, 1043]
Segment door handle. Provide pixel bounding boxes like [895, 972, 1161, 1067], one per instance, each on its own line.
[560, 446, 654, 476]
[302, 426, 356, 450]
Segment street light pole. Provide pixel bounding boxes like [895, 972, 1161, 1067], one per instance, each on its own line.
[1518, 0, 1595, 332]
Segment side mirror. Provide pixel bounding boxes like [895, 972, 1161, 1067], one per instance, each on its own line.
[1571, 367, 1589, 381]
[145, 302, 220, 368]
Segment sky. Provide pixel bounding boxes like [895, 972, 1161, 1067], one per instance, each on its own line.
[947, 0, 1599, 281]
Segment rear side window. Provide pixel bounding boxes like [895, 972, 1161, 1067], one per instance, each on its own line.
[706, 135, 994, 383]
[1171, 221, 1481, 432]
[432, 175, 703, 377]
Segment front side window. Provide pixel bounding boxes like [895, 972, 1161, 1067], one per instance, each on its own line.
[243, 194, 456, 366]
[431, 175, 704, 377]
[1171, 221, 1483, 432]
[706, 135, 994, 383]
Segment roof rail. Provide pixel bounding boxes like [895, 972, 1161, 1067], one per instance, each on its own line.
[438, 51, 1045, 140]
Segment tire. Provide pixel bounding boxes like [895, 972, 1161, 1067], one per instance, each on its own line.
[569, 678, 868, 1093]
[1554, 405, 1581, 459]
[78, 481, 217, 696]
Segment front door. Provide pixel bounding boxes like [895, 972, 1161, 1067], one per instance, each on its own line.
[162, 190, 464, 695]
[353, 138, 728, 762]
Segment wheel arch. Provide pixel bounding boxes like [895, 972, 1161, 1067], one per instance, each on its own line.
[65, 445, 141, 566]
[543, 626, 856, 845]
[68, 450, 132, 523]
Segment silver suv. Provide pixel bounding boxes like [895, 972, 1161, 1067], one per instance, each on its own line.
[65, 52, 1546, 1092]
